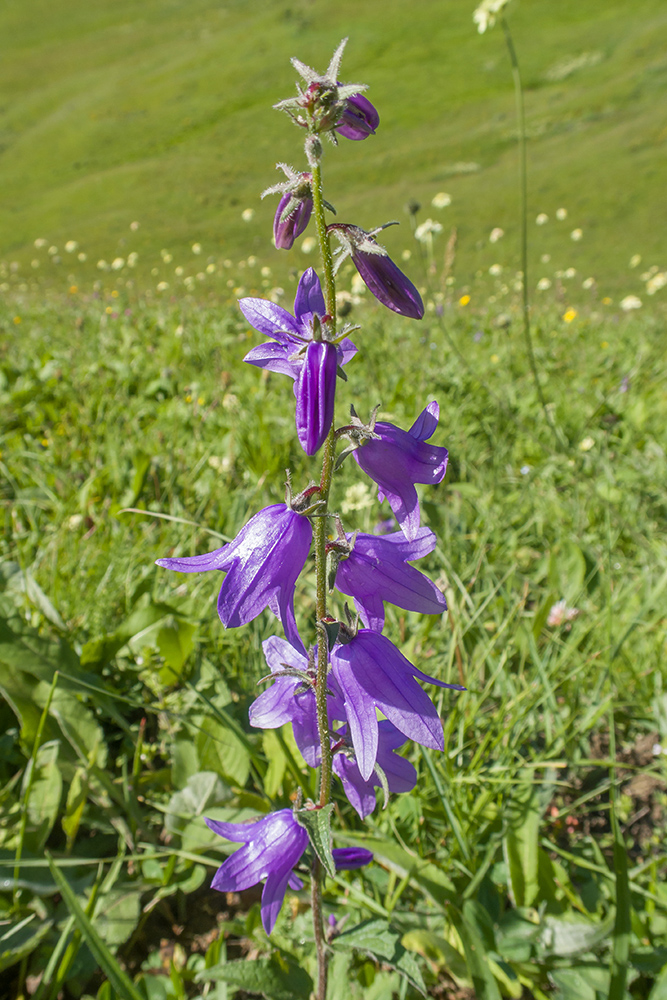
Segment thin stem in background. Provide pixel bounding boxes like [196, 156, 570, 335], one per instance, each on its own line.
[501, 16, 566, 451]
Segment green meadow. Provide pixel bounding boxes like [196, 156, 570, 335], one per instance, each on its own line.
[2, 1, 667, 998]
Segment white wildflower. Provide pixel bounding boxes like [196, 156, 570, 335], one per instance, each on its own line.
[620, 294, 642, 311]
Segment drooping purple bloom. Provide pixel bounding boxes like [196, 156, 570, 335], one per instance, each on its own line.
[295, 340, 337, 455]
[206, 810, 307, 935]
[156, 504, 311, 652]
[334, 526, 447, 630]
[249, 638, 416, 818]
[273, 190, 313, 249]
[240, 268, 357, 379]
[334, 720, 417, 819]
[354, 401, 448, 542]
[328, 224, 423, 319]
[335, 92, 380, 140]
[331, 629, 464, 781]
[206, 809, 372, 934]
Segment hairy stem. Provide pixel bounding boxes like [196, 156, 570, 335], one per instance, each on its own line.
[309, 148, 340, 1000]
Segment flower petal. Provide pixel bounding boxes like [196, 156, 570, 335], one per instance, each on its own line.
[294, 267, 326, 320]
[239, 297, 301, 341]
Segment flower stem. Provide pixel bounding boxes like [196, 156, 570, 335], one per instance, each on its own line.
[309, 147, 340, 1000]
[501, 16, 565, 451]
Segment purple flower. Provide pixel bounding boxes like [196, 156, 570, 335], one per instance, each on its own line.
[295, 340, 337, 455]
[249, 638, 417, 818]
[335, 92, 379, 140]
[156, 504, 311, 652]
[206, 809, 371, 933]
[334, 720, 417, 818]
[240, 268, 357, 380]
[331, 629, 463, 781]
[328, 224, 423, 319]
[273, 190, 313, 249]
[333, 526, 447, 630]
[354, 401, 448, 541]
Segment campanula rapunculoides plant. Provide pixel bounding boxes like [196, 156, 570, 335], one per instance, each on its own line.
[157, 38, 463, 998]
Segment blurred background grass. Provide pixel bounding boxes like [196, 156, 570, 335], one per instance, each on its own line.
[1, 0, 667, 294]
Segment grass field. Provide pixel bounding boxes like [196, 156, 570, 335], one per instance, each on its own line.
[1, 0, 667, 300]
[2, 2, 667, 997]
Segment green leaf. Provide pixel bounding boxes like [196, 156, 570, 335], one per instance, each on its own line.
[0, 912, 52, 973]
[196, 957, 313, 1000]
[538, 912, 615, 958]
[548, 964, 610, 999]
[196, 714, 251, 787]
[401, 928, 470, 985]
[609, 808, 631, 1000]
[458, 901, 502, 1000]
[156, 618, 196, 677]
[23, 739, 62, 852]
[334, 832, 455, 906]
[648, 963, 667, 1000]
[503, 772, 540, 908]
[295, 804, 336, 879]
[165, 771, 230, 836]
[262, 729, 286, 798]
[94, 889, 142, 948]
[46, 853, 145, 1000]
[335, 919, 427, 996]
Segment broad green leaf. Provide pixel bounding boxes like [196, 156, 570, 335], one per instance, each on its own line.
[295, 804, 336, 879]
[80, 601, 176, 668]
[0, 912, 52, 973]
[458, 901, 502, 1000]
[46, 854, 145, 1000]
[196, 957, 313, 1000]
[548, 964, 610, 999]
[262, 729, 286, 798]
[23, 739, 62, 852]
[197, 715, 250, 787]
[94, 889, 142, 948]
[165, 771, 230, 836]
[648, 964, 667, 1000]
[539, 912, 615, 958]
[401, 928, 470, 985]
[62, 767, 88, 847]
[335, 919, 426, 996]
[156, 617, 196, 678]
[503, 772, 540, 908]
[334, 832, 455, 905]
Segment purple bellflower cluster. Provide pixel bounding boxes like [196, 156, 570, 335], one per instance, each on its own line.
[157, 38, 463, 996]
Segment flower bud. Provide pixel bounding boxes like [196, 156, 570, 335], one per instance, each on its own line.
[335, 92, 379, 140]
[295, 340, 338, 455]
[273, 191, 313, 249]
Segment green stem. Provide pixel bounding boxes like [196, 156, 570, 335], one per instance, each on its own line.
[501, 16, 564, 450]
[308, 145, 340, 1000]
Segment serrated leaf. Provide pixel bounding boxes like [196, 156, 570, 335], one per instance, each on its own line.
[295, 804, 335, 879]
[196, 957, 313, 1000]
[197, 714, 250, 787]
[548, 964, 610, 999]
[539, 913, 616, 958]
[336, 920, 426, 996]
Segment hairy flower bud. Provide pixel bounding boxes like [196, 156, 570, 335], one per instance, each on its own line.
[273, 191, 313, 249]
[335, 92, 379, 140]
[329, 223, 424, 319]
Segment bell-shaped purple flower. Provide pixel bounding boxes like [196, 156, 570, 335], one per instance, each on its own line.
[156, 504, 311, 652]
[334, 526, 447, 630]
[351, 247, 423, 318]
[240, 268, 356, 380]
[354, 401, 448, 542]
[330, 629, 464, 781]
[335, 92, 380, 140]
[206, 809, 371, 934]
[295, 340, 337, 455]
[334, 720, 417, 819]
[329, 224, 423, 319]
[273, 190, 313, 250]
[249, 638, 417, 819]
